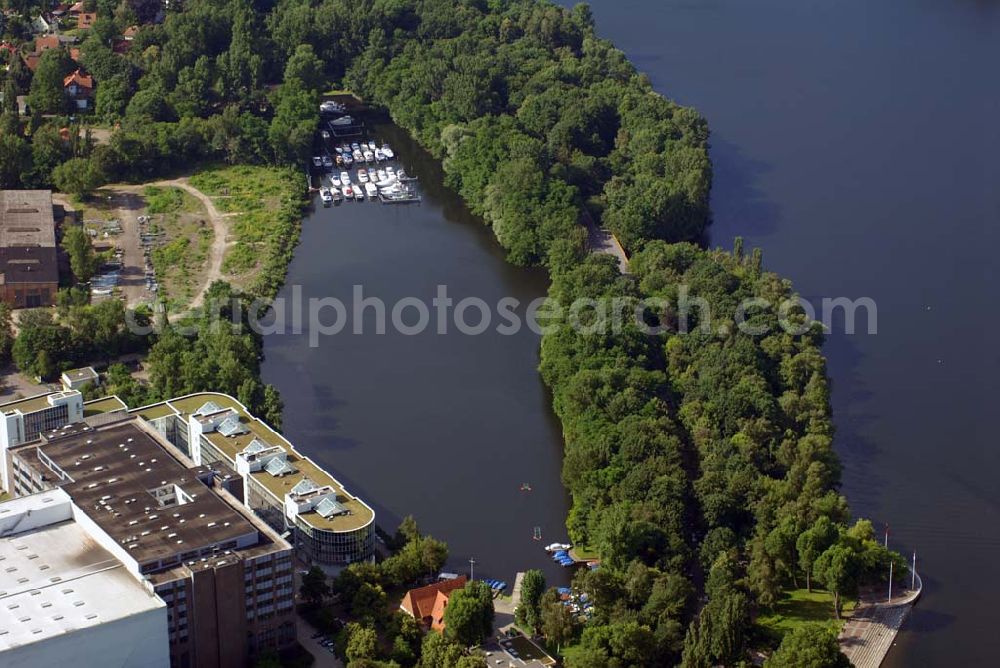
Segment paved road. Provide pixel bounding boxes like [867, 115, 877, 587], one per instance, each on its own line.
[582, 211, 629, 273]
[295, 613, 344, 668]
[0, 365, 53, 399]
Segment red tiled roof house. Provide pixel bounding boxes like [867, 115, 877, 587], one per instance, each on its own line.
[22, 34, 62, 71]
[399, 576, 468, 632]
[63, 69, 93, 110]
[77, 12, 96, 30]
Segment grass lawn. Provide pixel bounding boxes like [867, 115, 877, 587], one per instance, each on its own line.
[144, 186, 212, 310]
[189, 165, 305, 298]
[754, 588, 856, 646]
[73, 189, 122, 220]
[322, 88, 361, 98]
[569, 545, 600, 560]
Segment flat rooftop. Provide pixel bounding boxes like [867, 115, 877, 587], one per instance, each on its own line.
[63, 367, 98, 383]
[0, 190, 56, 247]
[10, 389, 376, 535]
[166, 394, 374, 534]
[82, 395, 127, 417]
[0, 392, 59, 416]
[25, 419, 260, 566]
[0, 492, 165, 652]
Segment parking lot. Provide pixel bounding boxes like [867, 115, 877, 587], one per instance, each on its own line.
[295, 612, 344, 668]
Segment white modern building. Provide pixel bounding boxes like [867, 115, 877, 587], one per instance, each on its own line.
[0, 390, 83, 486]
[60, 367, 99, 391]
[0, 488, 170, 668]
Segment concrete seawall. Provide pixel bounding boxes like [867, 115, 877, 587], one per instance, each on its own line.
[839, 569, 922, 667]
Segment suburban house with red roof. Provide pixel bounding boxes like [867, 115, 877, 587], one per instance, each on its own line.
[399, 576, 468, 632]
[23, 34, 61, 71]
[77, 11, 96, 30]
[63, 69, 93, 110]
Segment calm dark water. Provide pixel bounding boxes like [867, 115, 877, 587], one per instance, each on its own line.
[262, 123, 572, 587]
[565, 0, 1000, 664]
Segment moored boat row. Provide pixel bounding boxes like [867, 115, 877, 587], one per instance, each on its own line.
[313, 115, 420, 206]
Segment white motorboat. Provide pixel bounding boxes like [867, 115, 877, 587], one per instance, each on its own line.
[333, 146, 343, 154]
[331, 176, 341, 188]
[354, 186, 365, 200]
[319, 187, 333, 204]
[357, 169, 369, 183]
[330, 115, 354, 126]
[363, 150, 374, 162]
[374, 149, 385, 161]
[376, 169, 388, 182]
[340, 171, 351, 184]
[544, 543, 572, 552]
[342, 153, 353, 166]
[365, 182, 378, 198]
[381, 144, 395, 159]
[331, 188, 343, 202]
[352, 149, 363, 162]
[321, 155, 333, 168]
[312, 156, 322, 167]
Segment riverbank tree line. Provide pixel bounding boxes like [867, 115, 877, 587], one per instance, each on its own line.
[0, 2, 902, 665]
[309, 2, 899, 666]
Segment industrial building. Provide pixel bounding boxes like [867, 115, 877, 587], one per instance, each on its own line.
[0, 488, 170, 668]
[2, 415, 296, 668]
[0, 390, 376, 568]
[0, 190, 60, 308]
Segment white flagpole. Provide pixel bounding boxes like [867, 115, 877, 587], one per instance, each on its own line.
[889, 561, 893, 603]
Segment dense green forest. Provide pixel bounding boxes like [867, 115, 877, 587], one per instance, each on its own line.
[0, 1, 903, 666]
